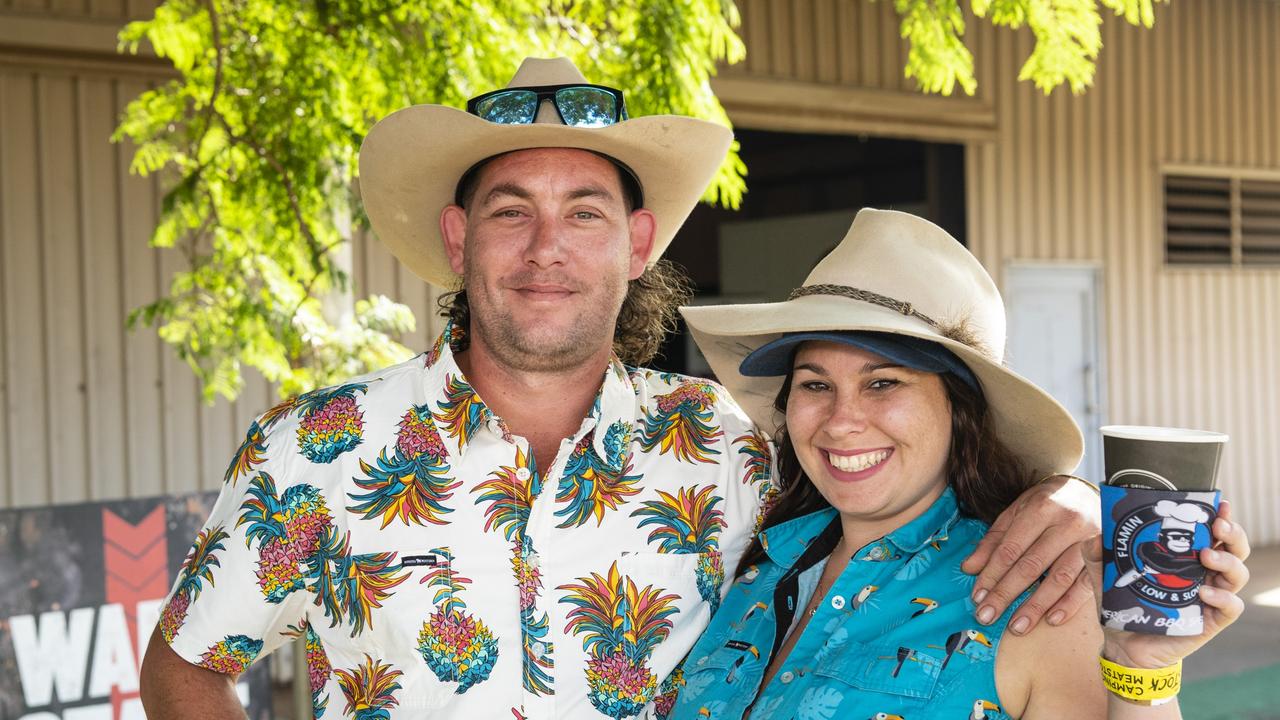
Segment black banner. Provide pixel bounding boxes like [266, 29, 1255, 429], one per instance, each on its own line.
[0, 493, 271, 720]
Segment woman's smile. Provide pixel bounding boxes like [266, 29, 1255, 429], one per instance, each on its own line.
[823, 447, 893, 478]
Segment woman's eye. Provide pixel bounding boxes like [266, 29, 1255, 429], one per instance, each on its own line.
[798, 380, 829, 392]
[868, 378, 900, 391]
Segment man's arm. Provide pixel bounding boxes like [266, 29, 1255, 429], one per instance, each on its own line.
[140, 624, 246, 719]
[961, 475, 1101, 633]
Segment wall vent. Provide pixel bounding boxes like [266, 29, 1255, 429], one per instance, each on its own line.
[1165, 173, 1280, 267]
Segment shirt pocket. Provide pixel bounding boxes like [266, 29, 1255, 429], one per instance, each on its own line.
[812, 638, 942, 703]
[346, 545, 485, 710]
[672, 640, 761, 715]
[616, 551, 720, 687]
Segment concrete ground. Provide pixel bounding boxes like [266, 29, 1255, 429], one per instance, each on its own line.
[1177, 542, 1280, 719]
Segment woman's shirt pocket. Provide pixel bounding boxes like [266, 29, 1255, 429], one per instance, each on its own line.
[813, 638, 943, 701]
[670, 639, 766, 718]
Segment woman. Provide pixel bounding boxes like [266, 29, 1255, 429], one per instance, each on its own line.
[671, 209, 1250, 719]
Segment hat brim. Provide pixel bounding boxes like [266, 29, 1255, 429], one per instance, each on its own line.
[681, 295, 1084, 478]
[359, 105, 733, 288]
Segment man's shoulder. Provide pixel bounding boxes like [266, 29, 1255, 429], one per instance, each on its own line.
[624, 365, 760, 433]
[245, 355, 427, 445]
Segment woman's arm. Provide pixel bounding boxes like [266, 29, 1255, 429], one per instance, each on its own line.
[995, 588, 1107, 719]
[1000, 499, 1250, 719]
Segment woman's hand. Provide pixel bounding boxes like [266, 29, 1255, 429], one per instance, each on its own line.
[1085, 499, 1252, 669]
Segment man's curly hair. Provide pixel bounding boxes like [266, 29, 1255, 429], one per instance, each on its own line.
[437, 258, 694, 367]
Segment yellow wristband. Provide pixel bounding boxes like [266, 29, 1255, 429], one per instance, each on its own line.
[1099, 656, 1181, 705]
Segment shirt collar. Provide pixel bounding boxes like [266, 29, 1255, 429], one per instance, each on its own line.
[876, 486, 962, 555]
[421, 322, 492, 462]
[759, 506, 839, 568]
[758, 486, 963, 566]
[422, 322, 637, 463]
[591, 358, 636, 460]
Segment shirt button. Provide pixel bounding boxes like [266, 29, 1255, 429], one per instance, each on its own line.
[869, 546, 886, 560]
[830, 595, 846, 610]
[531, 642, 547, 657]
[527, 554, 540, 569]
[516, 467, 532, 481]
[744, 567, 759, 581]
[779, 671, 795, 684]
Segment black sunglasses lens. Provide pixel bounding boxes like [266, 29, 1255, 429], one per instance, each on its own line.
[555, 87, 618, 127]
[474, 90, 538, 124]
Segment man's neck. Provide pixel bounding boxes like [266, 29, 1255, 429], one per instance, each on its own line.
[453, 340, 615, 471]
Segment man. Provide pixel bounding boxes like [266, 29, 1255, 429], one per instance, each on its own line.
[140, 58, 1100, 719]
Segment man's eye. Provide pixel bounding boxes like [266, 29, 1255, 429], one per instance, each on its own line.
[496, 209, 525, 218]
[573, 211, 600, 220]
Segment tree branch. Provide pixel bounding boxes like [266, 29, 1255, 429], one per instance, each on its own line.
[216, 112, 325, 267]
[190, 0, 225, 162]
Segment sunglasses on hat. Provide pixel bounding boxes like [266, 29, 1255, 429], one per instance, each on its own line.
[466, 83, 628, 128]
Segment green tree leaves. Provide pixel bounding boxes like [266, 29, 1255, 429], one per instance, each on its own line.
[898, 0, 1167, 95]
[118, 0, 745, 402]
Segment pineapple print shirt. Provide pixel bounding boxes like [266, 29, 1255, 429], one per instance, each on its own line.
[159, 323, 773, 720]
[670, 487, 1026, 720]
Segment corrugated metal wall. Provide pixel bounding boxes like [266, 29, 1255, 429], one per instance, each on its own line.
[0, 50, 441, 508]
[0, 61, 272, 506]
[734, 0, 915, 91]
[965, 1, 1280, 546]
[2, 0, 1277, 545]
[721, 0, 1280, 545]
[0, 0, 154, 19]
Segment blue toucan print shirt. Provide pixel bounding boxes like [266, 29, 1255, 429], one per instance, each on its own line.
[669, 487, 1022, 720]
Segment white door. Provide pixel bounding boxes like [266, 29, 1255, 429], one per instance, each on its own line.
[1004, 264, 1105, 483]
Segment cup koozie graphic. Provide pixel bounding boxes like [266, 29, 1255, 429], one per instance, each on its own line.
[1099, 425, 1226, 636]
[1100, 485, 1220, 635]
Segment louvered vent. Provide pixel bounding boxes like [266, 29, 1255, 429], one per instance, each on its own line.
[1165, 175, 1231, 265]
[1241, 179, 1280, 265]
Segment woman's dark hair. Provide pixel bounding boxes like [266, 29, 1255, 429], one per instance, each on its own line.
[437, 258, 693, 367]
[734, 363, 1031, 576]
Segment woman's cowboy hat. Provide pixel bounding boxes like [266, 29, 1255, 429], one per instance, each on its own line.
[680, 208, 1083, 477]
[358, 57, 733, 289]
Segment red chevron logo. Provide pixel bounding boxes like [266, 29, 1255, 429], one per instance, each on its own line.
[103, 504, 170, 718]
[104, 538, 167, 584]
[102, 505, 169, 647]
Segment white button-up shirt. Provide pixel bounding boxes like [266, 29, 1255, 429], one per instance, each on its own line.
[160, 324, 773, 719]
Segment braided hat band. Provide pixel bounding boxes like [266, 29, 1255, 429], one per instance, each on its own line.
[788, 283, 940, 330]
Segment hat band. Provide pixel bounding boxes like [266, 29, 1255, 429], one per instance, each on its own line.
[788, 284, 940, 329]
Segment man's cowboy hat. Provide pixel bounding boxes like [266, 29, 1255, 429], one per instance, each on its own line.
[358, 57, 733, 289]
[680, 208, 1084, 477]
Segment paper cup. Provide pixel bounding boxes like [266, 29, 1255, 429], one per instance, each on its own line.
[1101, 425, 1227, 491]
[1098, 426, 1227, 636]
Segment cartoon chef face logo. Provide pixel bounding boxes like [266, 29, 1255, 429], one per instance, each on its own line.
[1110, 499, 1213, 608]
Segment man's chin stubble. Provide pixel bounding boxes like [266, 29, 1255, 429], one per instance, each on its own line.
[477, 322, 605, 374]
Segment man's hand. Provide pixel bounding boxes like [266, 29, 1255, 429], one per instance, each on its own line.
[961, 475, 1101, 634]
